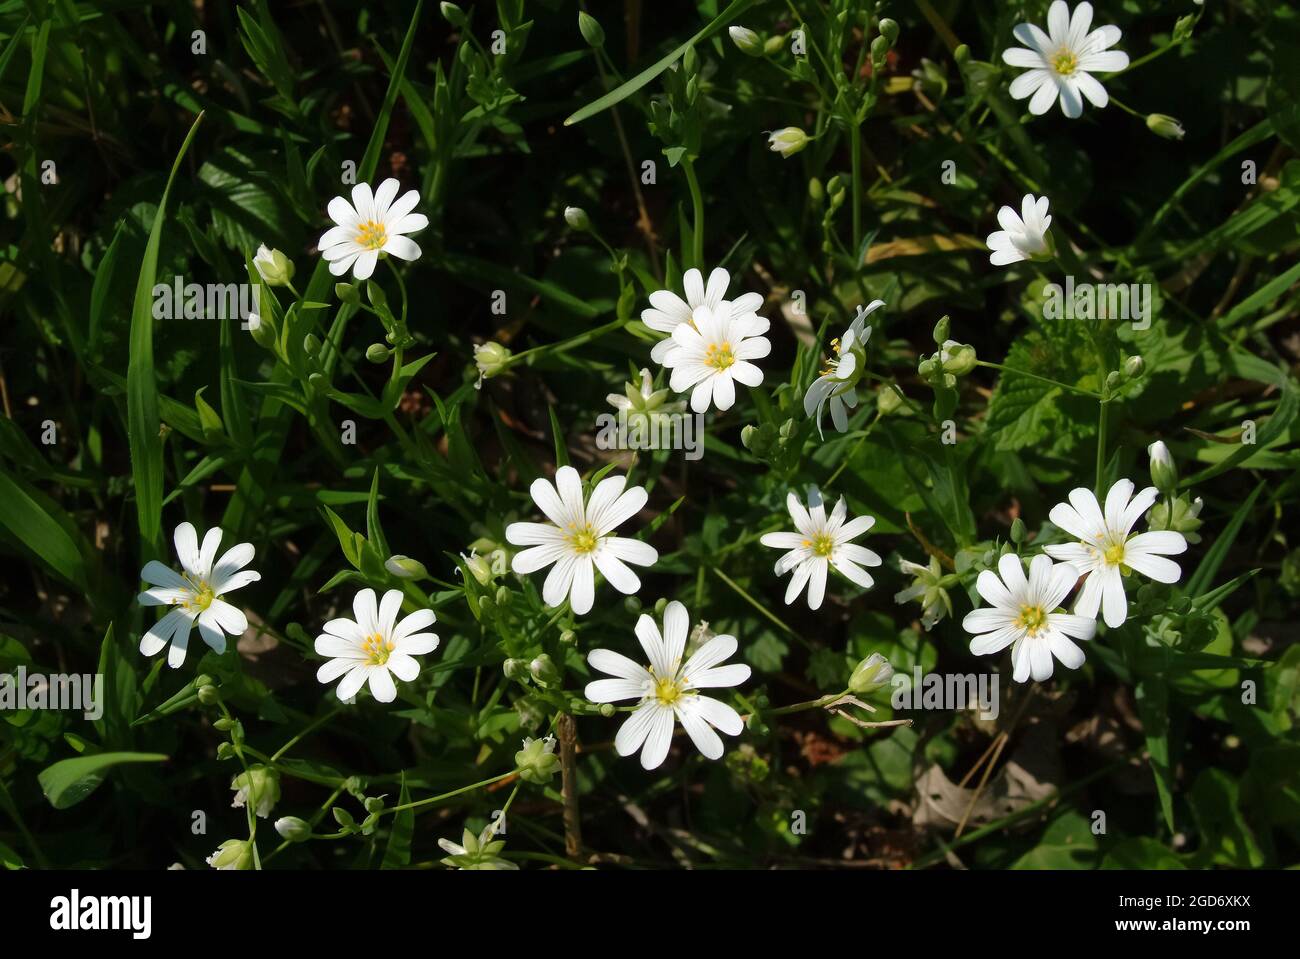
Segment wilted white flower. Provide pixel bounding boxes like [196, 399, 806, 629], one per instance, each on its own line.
[138, 523, 260, 668]
[1002, 1, 1129, 119]
[439, 825, 518, 870]
[1044, 480, 1189, 628]
[894, 555, 956, 630]
[987, 193, 1053, 266]
[230, 765, 280, 819]
[206, 839, 254, 871]
[963, 554, 1097, 682]
[584, 601, 750, 770]
[318, 178, 427, 280]
[505, 466, 657, 615]
[314, 588, 440, 703]
[760, 489, 881, 610]
[767, 126, 811, 158]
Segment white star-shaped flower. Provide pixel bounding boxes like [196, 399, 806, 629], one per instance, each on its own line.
[318, 178, 427, 280]
[1003, 1, 1129, 119]
[585, 600, 750, 770]
[641, 267, 767, 365]
[1044, 479, 1188, 627]
[505, 466, 657, 615]
[661, 304, 770, 413]
[963, 554, 1097, 683]
[760, 490, 882, 610]
[138, 523, 260, 668]
[314, 588, 440, 703]
[987, 193, 1053, 266]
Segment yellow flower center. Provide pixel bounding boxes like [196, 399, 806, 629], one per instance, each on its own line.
[1051, 49, 1079, 75]
[566, 524, 599, 554]
[705, 341, 736, 371]
[1015, 604, 1048, 636]
[654, 676, 683, 705]
[182, 577, 217, 612]
[354, 219, 388, 250]
[361, 632, 395, 666]
[1103, 542, 1126, 567]
[801, 533, 836, 557]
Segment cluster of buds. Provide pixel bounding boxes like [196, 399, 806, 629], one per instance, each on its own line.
[728, 25, 788, 58]
[1103, 354, 1145, 396]
[917, 316, 977, 390]
[893, 555, 958, 631]
[608, 368, 687, 431]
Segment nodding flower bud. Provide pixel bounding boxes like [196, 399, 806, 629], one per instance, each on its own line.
[1148, 440, 1178, 495]
[230, 765, 280, 819]
[335, 282, 360, 304]
[385, 554, 428, 579]
[529, 654, 561, 687]
[366, 343, 392, 363]
[849, 652, 895, 693]
[439, 2, 468, 28]
[1124, 355, 1145, 379]
[870, 34, 890, 63]
[1146, 113, 1185, 140]
[274, 816, 311, 843]
[206, 839, 254, 871]
[932, 315, 951, 344]
[563, 205, 591, 231]
[939, 340, 977, 376]
[503, 658, 530, 682]
[474, 342, 512, 384]
[878, 18, 899, 46]
[767, 126, 811, 159]
[1010, 517, 1027, 544]
[728, 26, 763, 57]
[578, 11, 605, 48]
[253, 245, 295, 286]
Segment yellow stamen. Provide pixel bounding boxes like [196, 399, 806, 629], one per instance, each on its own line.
[1014, 604, 1048, 636]
[810, 533, 835, 557]
[1051, 49, 1079, 75]
[361, 632, 396, 666]
[354, 219, 388, 250]
[704, 341, 735, 371]
[566, 524, 599, 554]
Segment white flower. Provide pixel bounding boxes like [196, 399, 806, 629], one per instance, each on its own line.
[660, 304, 770, 413]
[1002, 1, 1129, 119]
[318, 178, 428, 280]
[760, 490, 882, 610]
[987, 193, 1053, 266]
[606, 368, 686, 416]
[138, 523, 259, 668]
[963, 554, 1097, 683]
[641, 267, 767, 366]
[584, 600, 750, 770]
[804, 300, 883, 436]
[314, 588, 440, 703]
[1044, 479, 1189, 628]
[505, 466, 657, 615]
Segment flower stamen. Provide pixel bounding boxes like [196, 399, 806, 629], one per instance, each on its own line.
[354, 220, 388, 250]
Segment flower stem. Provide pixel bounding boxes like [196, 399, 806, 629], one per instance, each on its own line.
[681, 158, 706, 270]
[975, 360, 1102, 399]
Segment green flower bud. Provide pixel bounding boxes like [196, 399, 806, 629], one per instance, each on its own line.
[474, 342, 512, 382]
[303, 333, 321, 357]
[1146, 113, 1185, 141]
[253, 245, 294, 286]
[849, 652, 895, 693]
[559, 629, 577, 645]
[767, 126, 811, 159]
[366, 342, 392, 363]
[364, 796, 386, 813]
[932, 315, 950, 344]
[384, 554, 428, 579]
[515, 735, 561, 785]
[1148, 440, 1178, 496]
[728, 26, 763, 57]
[216, 742, 235, 760]
[1124, 355, 1145, 379]
[808, 177, 824, 202]
[599, 703, 615, 718]
[503, 658, 530, 682]
[197, 684, 220, 706]
[564, 205, 591, 231]
[529, 654, 561, 687]
[954, 44, 970, 66]
[248, 312, 276, 349]
[274, 816, 311, 843]
[1105, 370, 1122, 392]
[1010, 517, 1026, 544]
[578, 11, 605, 48]
[332, 807, 356, 829]
[763, 35, 785, 56]
[213, 717, 236, 731]
[878, 18, 899, 46]
[440, 2, 468, 28]
[206, 839, 254, 871]
[870, 35, 890, 63]
[939, 340, 977, 376]
[877, 385, 904, 415]
[335, 282, 360, 304]
[231, 765, 281, 819]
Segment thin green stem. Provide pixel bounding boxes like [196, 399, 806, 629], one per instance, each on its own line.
[976, 360, 1102, 400]
[271, 704, 345, 763]
[681, 158, 706, 269]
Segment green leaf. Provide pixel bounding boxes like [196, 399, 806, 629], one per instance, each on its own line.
[1185, 482, 1263, 598]
[0, 466, 87, 590]
[127, 112, 204, 557]
[1135, 677, 1175, 833]
[38, 752, 168, 810]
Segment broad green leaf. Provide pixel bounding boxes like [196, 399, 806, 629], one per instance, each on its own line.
[38, 752, 168, 810]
